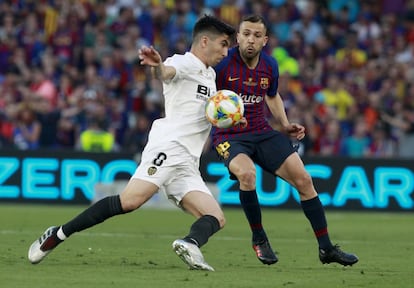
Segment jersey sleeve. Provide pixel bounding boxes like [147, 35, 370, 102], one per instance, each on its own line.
[163, 55, 184, 83]
[266, 54, 279, 98]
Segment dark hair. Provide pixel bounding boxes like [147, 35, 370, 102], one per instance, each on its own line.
[240, 14, 269, 35]
[193, 15, 235, 40]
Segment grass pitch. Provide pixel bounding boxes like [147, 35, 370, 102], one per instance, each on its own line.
[1, 204, 413, 288]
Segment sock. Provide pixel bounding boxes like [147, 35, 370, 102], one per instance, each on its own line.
[183, 215, 220, 247]
[301, 196, 333, 250]
[239, 189, 267, 243]
[48, 227, 64, 247]
[61, 195, 125, 237]
[57, 227, 67, 240]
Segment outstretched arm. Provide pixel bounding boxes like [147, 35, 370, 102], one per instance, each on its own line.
[138, 45, 176, 81]
[265, 93, 305, 140]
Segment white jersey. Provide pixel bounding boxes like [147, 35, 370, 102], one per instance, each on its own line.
[146, 52, 216, 158]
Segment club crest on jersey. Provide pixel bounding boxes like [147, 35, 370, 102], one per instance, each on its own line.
[243, 77, 257, 87]
[260, 78, 269, 89]
[147, 166, 157, 176]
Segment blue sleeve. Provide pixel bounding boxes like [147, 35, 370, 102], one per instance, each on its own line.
[266, 54, 279, 98]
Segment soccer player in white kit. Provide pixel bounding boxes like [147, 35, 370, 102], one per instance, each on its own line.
[28, 15, 235, 271]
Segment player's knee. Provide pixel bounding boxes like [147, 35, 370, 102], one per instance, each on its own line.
[294, 172, 313, 194]
[236, 168, 256, 187]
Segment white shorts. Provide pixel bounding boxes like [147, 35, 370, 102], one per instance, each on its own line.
[132, 142, 212, 207]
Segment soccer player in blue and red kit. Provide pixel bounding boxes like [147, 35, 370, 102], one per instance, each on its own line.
[212, 14, 359, 266]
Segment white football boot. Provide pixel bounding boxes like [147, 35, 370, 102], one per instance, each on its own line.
[28, 226, 60, 264]
[172, 239, 215, 271]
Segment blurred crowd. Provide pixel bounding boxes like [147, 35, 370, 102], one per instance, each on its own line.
[0, 0, 414, 158]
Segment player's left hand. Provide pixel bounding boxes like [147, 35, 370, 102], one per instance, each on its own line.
[284, 123, 305, 140]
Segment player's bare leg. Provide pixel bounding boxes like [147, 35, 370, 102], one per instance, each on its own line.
[277, 153, 358, 266]
[172, 191, 224, 271]
[28, 179, 157, 264]
[229, 153, 278, 265]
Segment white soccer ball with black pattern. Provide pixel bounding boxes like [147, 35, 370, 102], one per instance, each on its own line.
[205, 90, 244, 129]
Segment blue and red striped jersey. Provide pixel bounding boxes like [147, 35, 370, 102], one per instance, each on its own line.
[212, 47, 279, 146]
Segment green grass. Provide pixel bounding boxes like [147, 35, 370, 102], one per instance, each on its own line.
[1, 204, 413, 288]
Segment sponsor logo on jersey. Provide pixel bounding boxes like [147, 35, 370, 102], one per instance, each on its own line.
[243, 77, 257, 87]
[228, 76, 240, 81]
[196, 84, 212, 101]
[216, 141, 231, 159]
[240, 94, 264, 104]
[196, 94, 210, 101]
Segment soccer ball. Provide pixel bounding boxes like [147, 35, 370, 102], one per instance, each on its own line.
[205, 89, 244, 129]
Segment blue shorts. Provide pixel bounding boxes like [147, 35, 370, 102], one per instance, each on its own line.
[214, 131, 296, 180]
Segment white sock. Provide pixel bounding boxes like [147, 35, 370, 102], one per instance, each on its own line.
[57, 226, 67, 240]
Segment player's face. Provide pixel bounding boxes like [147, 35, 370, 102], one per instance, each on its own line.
[237, 21, 268, 60]
[206, 34, 231, 66]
